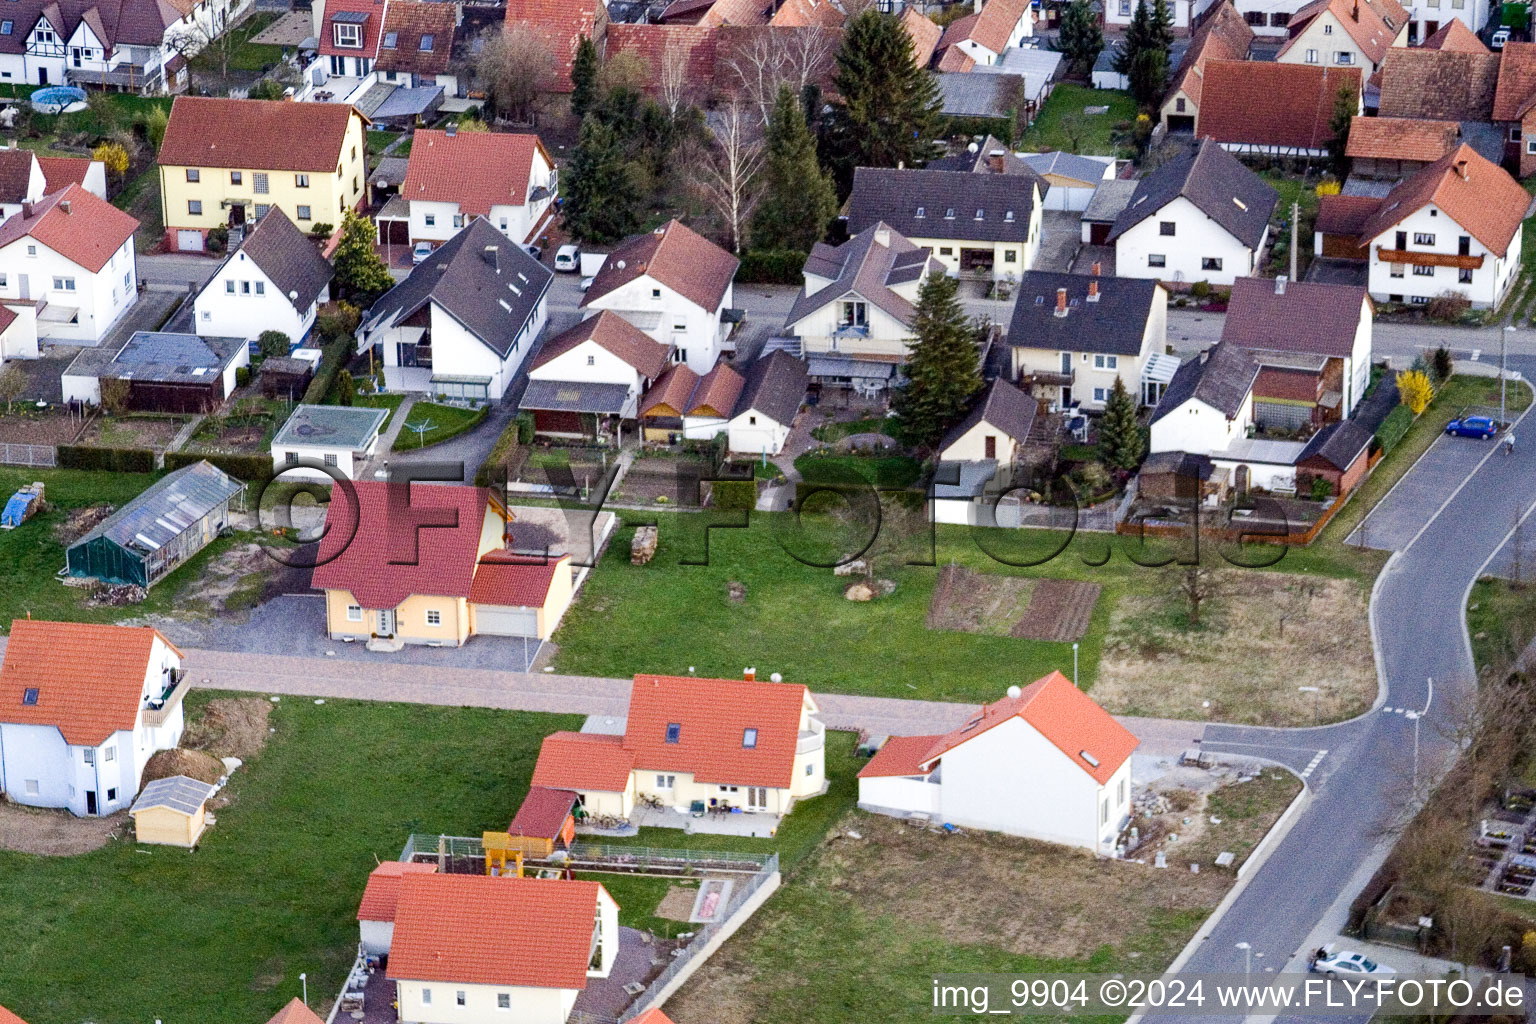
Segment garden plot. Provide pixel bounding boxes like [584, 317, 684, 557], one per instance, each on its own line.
[926, 565, 1099, 641]
[81, 413, 190, 450]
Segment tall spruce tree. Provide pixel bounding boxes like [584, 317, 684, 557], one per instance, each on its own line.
[570, 36, 600, 120]
[752, 85, 838, 254]
[893, 274, 982, 448]
[825, 10, 942, 194]
[1327, 81, 1358, 176]
[563, 115, 643, 244]
[1115, 0, 1172, 108]
[332, 209, 393, 305]
[1057, 0, 1105, 77]
[1097, 377, 1145, 471]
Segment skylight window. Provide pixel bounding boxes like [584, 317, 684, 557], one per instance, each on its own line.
[1080, 750, 1100, 767]
[420, 33, 434, 50]
[22, 687, 38, 705]
[665, 722, 681, 744]
[1, 22, 14, 35]
[743, 728, 758, 749]
[1232, 197, 1248, 211]
[944, 207, 956, 219]
[974, 208, 984, 220]
[382, 30, 397, 47]
[915, 206, 925, 218]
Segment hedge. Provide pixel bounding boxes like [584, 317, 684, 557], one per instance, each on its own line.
[56, 445, 155, 473]
[1374, 404, 1413, 456]
[474, 415, 524, 487]
[711, 478, 758, 511]
[302, 334, 352, 405]
[737, 248, 807, 285]
[165, 450, 273, 483]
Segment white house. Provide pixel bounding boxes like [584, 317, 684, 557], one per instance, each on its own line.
[270, 404, 388, 480]
[857, 671, 1139, 853]
[358, 218, 551, 402]
[580, 219, 739, 375]
[0, 0, 233, 92]
[0, 620, 186, 818]
[0, 184, 139, 345]
[0, 302, 39, 367]
[401, 128, 557, 248]
[1149, 342, 1259, 457]
[387, 873, 620, 1024]
[937, 378, 1037, 464]
[194, 208, 334, 345]
[1274, 0, 1409, 75]
[726, 350, 808, 457]
[1108, 139, 1279, 287]
[521, 310, 672, 438]
[0, 148, 47, 223]
[1106, 0, 1202, 34]
[357, 860, 439, 956]
[934, 0, 1032, 66]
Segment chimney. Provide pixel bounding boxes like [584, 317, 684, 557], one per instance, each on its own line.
[59, 199, 70, 215]
[1275, 275, 1287, 295]
[744, 667, 757, 682]
[874, 225, 891, 247]
[445, 123, 457, 138]
[1087, 279, 1100, 302]
[1054, 287, 1068, 318]
[21, 200, 32, 219]
[1091, 261, 1101, 276]
[482, 244, 500, 272]
[988, 149, 1006, 173]
[1351, 0, 1359, 18]
[1455, 159, 1469, 180]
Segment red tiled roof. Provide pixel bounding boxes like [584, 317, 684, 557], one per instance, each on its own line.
[628, 1011, 678, 1024]
[964, 0, 1030, 55]
[712, 25, 841, 99]
[0, 185, 136, 273]
[0, 1006, 29, 1024]
[581, 219, 738, 313]
[357, 861, 439, 922]
[1315, 193, 1381, 235]
[509, 785, 578, 839]
[505, 0, 604, 90]
[0, 149, 35, 203]
[1165, 0, 1253, 109]
[264, 999, 326, 1024]
[401, 130, 549, 217]
[310, 482, 500, 608]
[921, 671, 1138, 785]
[375, 0, 457, 76]
[36, 155, 91, 192]
[1421, 18, 1488, 52]
[604, 24, 719, 98]
[1222, 276, 1369, 357]
[623, 674, 812, 788]
[1277, 0, 1406, 67]
[0, 620, 179, 747]
[1197, 61, 1360, 151]
[937, 11, 979, 50]
[532, 310, 672, 378]
[159, 97, 363, 173]
[319, 0, 386, 58]
[900, 7, 942, 67]
[1493, 41, 1536, 120]
[388, 874, 608, 989]
[770, 0, 843, 28]
[1345, 115, 1459, 161]
[1358, 143, 1532, 256]
[701, 0, 770, 27]
[1377, 48, 1500, 121]
[935, 44, 975, 71]
[687, 360, 744, 417]
[857, 733, 943, 778]
[1253, 366, 1322, 402]
[639, 363, 701, 417]
[531, 732, 636, 792]
[469, 552, 567, 608]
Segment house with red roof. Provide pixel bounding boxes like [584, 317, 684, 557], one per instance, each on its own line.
[530, 672, 826, 825]
[357, 860, 439, 953]
[385, 873, 620, 1024]
[857, 671, 1138, 852]
[400, 127, 558, 249]
[505, 0, 606, 92]
[522, 310, 673, 438]
[310, 481, 575, 647]
[317, 0, 386, 79]
[935, 0, 1031, 67]
[0, 619, 186, 818]
[263, 999, 326, 1024]
[0, 183, 138, 345]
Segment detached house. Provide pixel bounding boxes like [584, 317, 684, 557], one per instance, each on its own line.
[846, 166, 1044, 282]
[726, 349, 808, 456]
[0, 620, 187, 818]
[158, 97, 370, 252]
[386, 873, 620, 1024]
[523, 311, 672, 438]
[317, 0, 385, 80]
[1159, 0, 1253, 135]
[580, 219, 738, 375]
[1275, 0, 1408, 75]
[399, 128, 557, 248]
[531, 673, 827, 825]
[1107, 138, 1278, 286]
[359, 219, 551, 401]
[0, 184, 138, 345]
[374, 0, 459, 94]
[936, 377, 1036, 464]
[1491, 43, 1536, 176]
[1194, 61, 1362, 158]
[0, 0, 227, 92]
[934, 0, 1031, 67]
[858, 672, 1138, 853]
[194, 207, 334, 345]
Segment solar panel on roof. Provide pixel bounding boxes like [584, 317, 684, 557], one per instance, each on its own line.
[333, 10, 369, 22]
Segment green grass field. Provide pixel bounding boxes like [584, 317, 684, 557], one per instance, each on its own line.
[1016, 84, 1137, 156]
[393, 402, 486, 450]
[348, 392, 405, 431]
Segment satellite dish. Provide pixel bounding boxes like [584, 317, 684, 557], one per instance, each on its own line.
[1006, 685, 1022, 699]
[289, 290, 299, 300]
[770, 672, 782, 683]
[616, 259, 626, 269]
[967, 142, 979, 153]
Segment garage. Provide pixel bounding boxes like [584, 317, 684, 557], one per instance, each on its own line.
[474, 604, 539, 637]
[468, 551, 575, 641]
[177, 229, 204, 252]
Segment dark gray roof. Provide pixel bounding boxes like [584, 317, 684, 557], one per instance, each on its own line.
[72, 461, 245, 557]
[363, 218, 552, 359]
[935, 71, 1026, 119]
[64, 331, 245, 386]
[939, 377, 1036, 455]
[933, 458, 1000, 498]
[1081, 178, 1137, 224]
[272, 404, 388, 449]
[786, 223, 938, 329]
[734, 350, 808, 427]
[1298, 419, 1373, 470]
[131, 775, 217, 815]
[261, 356, 315, 377]
[1020, 151, 1114, 186]
[926, 135, 1043, 178]
[1150, 342, 1259, 424]
[1140, 450, 1215, 480]
[1007, 271, 1160, 357]
[518, 379, 633, 414]
[848, 167, 1039, 245]
[1108, 138, 1278, 249]
[236, 208, 334, 314]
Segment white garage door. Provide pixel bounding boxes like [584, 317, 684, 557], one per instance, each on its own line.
[177, 230, 204, 252]
[476, 605, 538, 637]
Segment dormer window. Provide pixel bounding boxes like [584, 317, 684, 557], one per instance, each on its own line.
[974, 208, 984, 220]
[944, 207, 956, 219]
[665, 722, 681, 744]
[331, 12, 366, 48]
[743, 728, 758, 749]
[1004, 210, 1014, 222]
[914, 206, 925, 218]
[22, 687, 37, 705]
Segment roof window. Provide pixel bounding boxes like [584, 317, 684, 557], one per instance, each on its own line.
[665, 722, 681, 744]
[944, 207, 956, 219]
[382, 30, 397, 47]
[420, 33, 434, 50]
[974, 208, 984, 220]
[915, 206, 925, 218]
[743, 728, 758, 749]
[1080, 750, 1100, 767]
[1004, 210, 1014, 222]
[22, 687, 38, 705]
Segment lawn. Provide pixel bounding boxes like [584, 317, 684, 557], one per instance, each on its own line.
[1016, 83, 1137, 157]
[347, 392, 405, 431]
[1467, 576, 1536, 677]
[114, 165, 162, 253]
[392, 402, 486, 450]
[808, 416, 897, 443]
[195, 11, 284, 73]
[367, 129, 405, 155]
[0, 693, 579, 1024]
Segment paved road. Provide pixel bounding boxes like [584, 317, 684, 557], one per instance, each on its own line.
[1168, 308, 1536, 364]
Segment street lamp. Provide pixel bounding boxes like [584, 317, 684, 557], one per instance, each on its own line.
[1503, 326, 1514, 428]
[1299, 685, 1321, 725]
[1072, 642, 1079, 688]
[300, 973, 308, 1007]
[1236, 941, 1252, 977]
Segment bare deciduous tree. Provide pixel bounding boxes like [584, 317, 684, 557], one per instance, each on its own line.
[477, 27, 555, 125]
[693, 102, 765, 254]
[658, 39, 691, 118]
[1179, 564, 1212, 626]
[780, 26, 837, 97]
[0, 365, 24, 415]
[722, 28, 835, 125]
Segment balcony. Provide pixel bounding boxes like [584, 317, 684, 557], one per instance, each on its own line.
[1375, 247, 1484, 270]
[797, 717, 826, 754]
[142, 669, 190, 728]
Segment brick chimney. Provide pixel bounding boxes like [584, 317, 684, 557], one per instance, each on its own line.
[987, 149, 1006, 173]
[1455, 159, 1469, 180]
[59, 200, 70, 215]
[482, 244, 500, 272]
[1054, 287, 1068, 318]
[1091, 261, 1101, 276]
[744, 667, 757, 682]
[1087, 279, 1100, 302]
[1275, 275, 1287, 294]
[21, 201, 32, 219]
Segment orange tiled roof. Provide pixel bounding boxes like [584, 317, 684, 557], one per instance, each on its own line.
[639, 363, 701, 418]
[469, 552, 567, 608]
[770, 0, 842, 28]
[401, 130, 550, 217]
[935, 44, 975, 71]
[1277, 0, 1406, 67]
[1344, 115, 1458, 161]
[900, 7, 942, 67]
[965, 0, 1030, 55]
[857, 733, 943, 778]
[687, 361, 744, 417]
[701, 0, 770, 27]
[628, 1011, 678, 1024]
[1493, 41, 1536, 120]
[623, 674, 812, 788]
[388, 874, 608, 989]
[1421, 18, 1488, 52]
[531, 732, 636, 792]
[357, 860, 439, 922]
[0, 1006, 30, 1024]
[532, 310, 673, 380]
[0, 620, 178, 747]
[159, 97, 363, 173]
[581, 219, 739, 313]
[263, 1000, 325, 1024]
[0, 185, 136, 273]
[1196, 61, 1360, 150]
[36, 155, 91, 192]
[504, 0, 604, 90]
[1358, 143, 1532, 256]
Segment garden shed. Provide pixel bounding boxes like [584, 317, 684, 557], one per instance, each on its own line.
[129, 775, 217, 847]
[63, 460, 246, 588]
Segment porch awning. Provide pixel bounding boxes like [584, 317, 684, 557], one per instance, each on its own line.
[520, 379, 631, 414]
[1140, 352, 1182, 386]
[806, 356, 897, 380]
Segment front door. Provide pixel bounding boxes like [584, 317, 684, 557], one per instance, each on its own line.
[70, 47, 81, 67]
[37, 68, 46, 85]
[984, 435, 997, 459]
[377, 609, 395, 636]
[85, 790, 97, 814]
[17, 274, 28, 300]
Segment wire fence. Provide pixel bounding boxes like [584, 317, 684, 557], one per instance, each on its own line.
[0, 443, 56, 467]
[398, 834, 774, 875]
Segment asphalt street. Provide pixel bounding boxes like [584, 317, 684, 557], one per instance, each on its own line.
[1168, 308, 1536, 365]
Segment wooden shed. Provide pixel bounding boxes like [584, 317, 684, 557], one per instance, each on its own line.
[505, 785, 578, 860]
[130, 775, 217, 847]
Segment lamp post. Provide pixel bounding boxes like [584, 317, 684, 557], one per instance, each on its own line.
[1236, 941, 1252, 977]
[1072, 642, 1079, 688]
[1299, 685, 1320, 725]
[300, 973, 308, 1007]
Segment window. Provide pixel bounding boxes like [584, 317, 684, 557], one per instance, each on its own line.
[1093, 387, 1106, 402]
[2, 22, 14, 34]
[52, 277, 74, 291]
[656, 773, 675, 788]
[1413, 232, 1435, 245]
[1244, 9, 1264, 23]
[22, 687, 37, 705]
[1335, 51, 1353, 64]
[743, 727, 758, 748]
[840, 300, 867, 327]
[1101, 798, 1109, 824]
[226, 280, 235, 294]
[587, 354, 595, 365]
[1118, 0, 1130, 13]
[497, 995, 511, 1010]
[426, 609, 441, 626]
[665, 722, 681, 743]
[382, 30, 397, 47]
[285, 451, 299, 464]
[107, 787, 117, 802]
[333, 22, 361, 47]
[938, 246, 953, 256]
[1526, 138, 1536, 156]
[806, 762, 814, 775]
[1175, 97, 1186, 112]
[1323, 21, 1333, 32]
[230, 171, 242, 185]
[1305, 48, 1318, 62]
[749, 415, 757, 425]
[672, 320, 686, 332]
[422, 990, 432, 1006]
[1118, 778, 1126, 804]
[297, 205, 311, 221]
[241, 281, 251, 294]
[1511, 126, 1523, 142]
[1004, 209, 1015, 222]
[1004, 249, 1018, 263]
[1148, 254, 1166, 268]
[323, 453, 338, 467]
[83, 748, 94, 765]
[455, 992, 465, 1007]
[973, 208, 984, 220]
[424, 213, 435, 226]
[25, 245, 34, 257]
[347, 604, 362, 621]
[1201, 257, 1222, 271]
[944, 207, 955, 219]
[186, 168, 199, 182]
[1390, 263, 1405, 278]
[1094, 354, 1118, 369]
[1459, 267, 1474, 283]
[1270, 11, 1290, 25]
[914, 205, 925, 218]
[452, 214, 464, 228]
[253, 172, 268, 194]
[188, 200, 202, 215]
[104, 746, 115, 762]
[651, 287, 661, 298]
[1159, 220, 1175, 236]
[23, 779, 37, 795]
[420, 33, 434, 50]
[1413, 264, 1435, 276]
[295, 173, 310, 188]
[255, 281, 265, 295]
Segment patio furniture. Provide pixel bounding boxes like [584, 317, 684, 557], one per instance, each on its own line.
[689, 800, 706, 818]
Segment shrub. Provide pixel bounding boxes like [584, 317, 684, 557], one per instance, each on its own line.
[1375, 403, 1413, 454]
[1309, 475, 1334, 501]
[1396, 369, 1435, 415]
[474, 416, 524, 486]
[258, 330, 290, 359]
[737, 248, 808, 284]
[247, 78, 287, 101]
[711, 478, 757, 510]
[56, 445, 155, 473]
[164, 450, 273, 483]
[1425, 290, 1471, 322]
[235, 366, 251, 388]
[207, 226, 229, 253]
[1315, 180, 1342, 196]
[1432, 345, 1454, 383]
[310, 223, 335, 240]
[516, 412, 534, 445]
[1190, 280, 1211, 299]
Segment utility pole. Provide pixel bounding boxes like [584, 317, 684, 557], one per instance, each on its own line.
[1290, 201, 1299, 282]
[1503, 325, 1513, 427]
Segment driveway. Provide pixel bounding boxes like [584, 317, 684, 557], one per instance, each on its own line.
[139, 252, 221, 291]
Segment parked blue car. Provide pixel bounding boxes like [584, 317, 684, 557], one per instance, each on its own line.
[1446, 415, 1498, 439]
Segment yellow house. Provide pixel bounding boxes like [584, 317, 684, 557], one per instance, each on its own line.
[157, 97, 370, 252]
[937, 378, 1037, 465]
[129, 775, 217, 847]
[311, 481, 575, 648]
